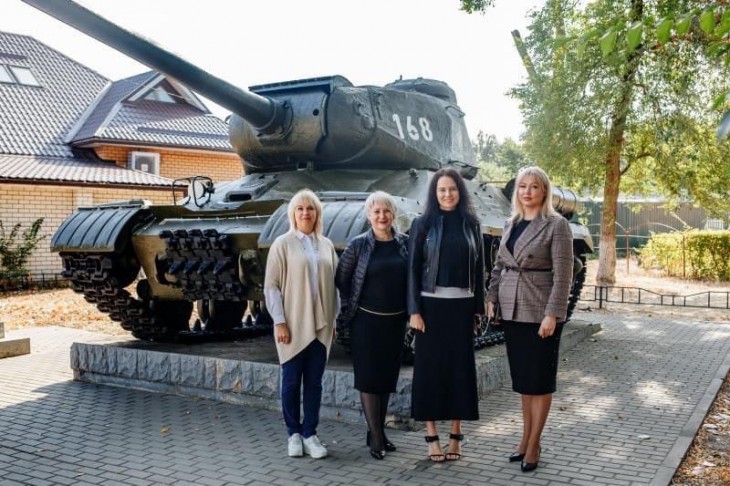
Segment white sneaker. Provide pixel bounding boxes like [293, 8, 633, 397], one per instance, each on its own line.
[302, 435, 328, 459]
[288, 433, 303, 457]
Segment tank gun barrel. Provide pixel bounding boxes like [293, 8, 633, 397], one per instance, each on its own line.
[22, 0, 288, 134]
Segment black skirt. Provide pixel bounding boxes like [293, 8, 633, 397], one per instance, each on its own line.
[503, 320, 564, 395]
[351, 309, 407, 393]
[411, 296, 479, 421]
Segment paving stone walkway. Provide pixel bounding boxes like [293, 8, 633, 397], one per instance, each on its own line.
[1, 311, 729, 486]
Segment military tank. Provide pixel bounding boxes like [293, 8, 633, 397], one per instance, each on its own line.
[26, 0, 593, 349]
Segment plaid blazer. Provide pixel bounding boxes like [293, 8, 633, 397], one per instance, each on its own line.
[487, 214, 574, 323]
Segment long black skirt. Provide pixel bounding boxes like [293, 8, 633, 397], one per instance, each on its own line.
[351, 309, 407, 393]
[503, 320, 564, 395]
[411, 297, 479, 421]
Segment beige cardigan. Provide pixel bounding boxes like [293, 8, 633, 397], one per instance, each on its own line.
[264, 232, 339, 364]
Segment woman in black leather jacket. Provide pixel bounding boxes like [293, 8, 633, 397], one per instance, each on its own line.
[335, 191, 408, 460]
[408, 167, 484, 462]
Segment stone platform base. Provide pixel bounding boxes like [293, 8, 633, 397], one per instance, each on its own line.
[0, 338, 31, 358]
[71, 320, 600, 427]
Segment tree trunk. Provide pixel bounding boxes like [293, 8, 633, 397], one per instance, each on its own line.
[597, 152, 620, 285]
[596, 0, 644, 285]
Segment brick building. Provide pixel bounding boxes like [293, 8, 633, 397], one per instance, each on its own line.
[0, 32, 242, 277]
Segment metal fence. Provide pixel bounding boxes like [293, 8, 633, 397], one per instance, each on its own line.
[0, 273, 68, 292]
[580, 284, 730, 310]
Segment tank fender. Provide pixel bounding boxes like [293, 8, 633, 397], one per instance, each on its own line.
[51, 204, 151, 253]
[568, 221, 594, 254]
[258, 199, 369, 250]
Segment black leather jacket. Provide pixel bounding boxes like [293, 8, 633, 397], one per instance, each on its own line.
[407, 214, 485, 316]
[335, 228, 409, 328]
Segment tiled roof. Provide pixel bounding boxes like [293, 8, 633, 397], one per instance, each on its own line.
[0, 32, 234, 186]
[0, 154, 176, 187]
[71, 72, 233, 152]
[70, 72, 157, 142]
[0, 32, 109, 158]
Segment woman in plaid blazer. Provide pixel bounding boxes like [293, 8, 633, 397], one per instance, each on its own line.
[487, 166, 574, 473]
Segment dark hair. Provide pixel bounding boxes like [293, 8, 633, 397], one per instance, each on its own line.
[422, 168, 478, 227]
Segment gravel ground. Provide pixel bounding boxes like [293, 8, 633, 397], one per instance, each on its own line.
[1, 258, 728, 483]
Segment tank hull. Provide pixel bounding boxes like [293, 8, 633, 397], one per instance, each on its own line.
[53, 170, 592, 348]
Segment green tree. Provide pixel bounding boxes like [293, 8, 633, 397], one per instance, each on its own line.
[462, 0, 730, 284]
[474, 131, 528, 181]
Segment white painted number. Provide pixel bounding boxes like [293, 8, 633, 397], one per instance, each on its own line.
[392, 114, 433, 142]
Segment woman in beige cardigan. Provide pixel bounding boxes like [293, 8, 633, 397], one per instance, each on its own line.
[487, 166, 574, 473]
[264, 189, 339, 459]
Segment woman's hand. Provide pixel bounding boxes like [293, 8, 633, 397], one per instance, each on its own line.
[274, 323, 291, 344]
[538, 316, 557, 338]
[409, 314, 426, 333]
[487, 301, 498, 322]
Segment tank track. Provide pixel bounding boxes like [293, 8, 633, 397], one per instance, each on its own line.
[61, 253, 174, 340]
[159, 229, 244, 301]
[567, 254, 588, 319]
[61, 252, 271, 342]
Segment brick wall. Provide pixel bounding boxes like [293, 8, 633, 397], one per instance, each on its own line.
[94, 146, 243, 182]
[0, 183, 172, 278]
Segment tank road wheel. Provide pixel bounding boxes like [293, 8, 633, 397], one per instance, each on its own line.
[197, 300, 246, 332]
[251, 301, 273, 328]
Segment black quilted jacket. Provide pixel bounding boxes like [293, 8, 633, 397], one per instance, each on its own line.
[335, 228, 408, 328]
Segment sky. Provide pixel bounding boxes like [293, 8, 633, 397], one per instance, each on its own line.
[1, 0, 542, 142]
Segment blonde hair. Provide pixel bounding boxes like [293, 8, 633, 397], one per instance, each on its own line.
[511, 166, 560, 221]
[364, 191, 398, 219]
[287, 189, 323, 235]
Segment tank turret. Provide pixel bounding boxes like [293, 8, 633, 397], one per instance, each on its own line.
[25, 0, 592, 352]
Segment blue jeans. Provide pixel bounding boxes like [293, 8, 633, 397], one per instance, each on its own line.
[280, 339, 326, 438]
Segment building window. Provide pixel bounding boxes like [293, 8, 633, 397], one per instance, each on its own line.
[0, 65, 13, 83]
[144, 86, 178, 103]
[0, 64, 41, 86]
[129, 151, 160, 175]
[10, 66, 40, 86]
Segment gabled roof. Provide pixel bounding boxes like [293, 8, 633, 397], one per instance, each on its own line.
[0, 32, 235, 187]
[70, 71, 232, 152]
[0, 154, 177, 187]
[0, 32, 109, 158]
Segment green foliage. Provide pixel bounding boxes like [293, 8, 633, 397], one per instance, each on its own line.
[641, 230, 730, 281]
[0, 219, 46, 279]
[504, 0, 730, 214]
[459, 0, 496, 14]
[473, 131, 528, 181]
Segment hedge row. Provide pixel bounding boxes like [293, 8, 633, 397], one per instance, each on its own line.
[640, 230, 730, 281]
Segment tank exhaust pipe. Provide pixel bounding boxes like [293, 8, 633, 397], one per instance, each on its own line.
[22, 0, 290, 135]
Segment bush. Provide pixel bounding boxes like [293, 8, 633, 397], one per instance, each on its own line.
[640, 230, 730, 281]
[0, 218, 46, 280]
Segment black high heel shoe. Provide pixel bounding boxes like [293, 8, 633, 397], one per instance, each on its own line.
[520, 448, 541, 472]
[367, 431, 396, 452]
[508, 451, 525, 462]
[369, 449, 386, 460]
[445, 433, 463, 461]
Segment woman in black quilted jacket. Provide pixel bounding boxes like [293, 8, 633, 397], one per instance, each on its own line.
[335, 191, 408, 460]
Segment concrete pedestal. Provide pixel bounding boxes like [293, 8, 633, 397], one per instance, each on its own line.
[0, 322, 31, 358]
[71, 320, 600, 427]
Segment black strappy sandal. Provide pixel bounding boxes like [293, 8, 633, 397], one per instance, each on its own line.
[445, 433, 464, 461]
[424, 435, 445, 462]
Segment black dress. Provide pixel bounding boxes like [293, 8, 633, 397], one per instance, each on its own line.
[503, 218, 564, 395]
[411, 210, 479, 421]
[351, 239, 408, 393]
